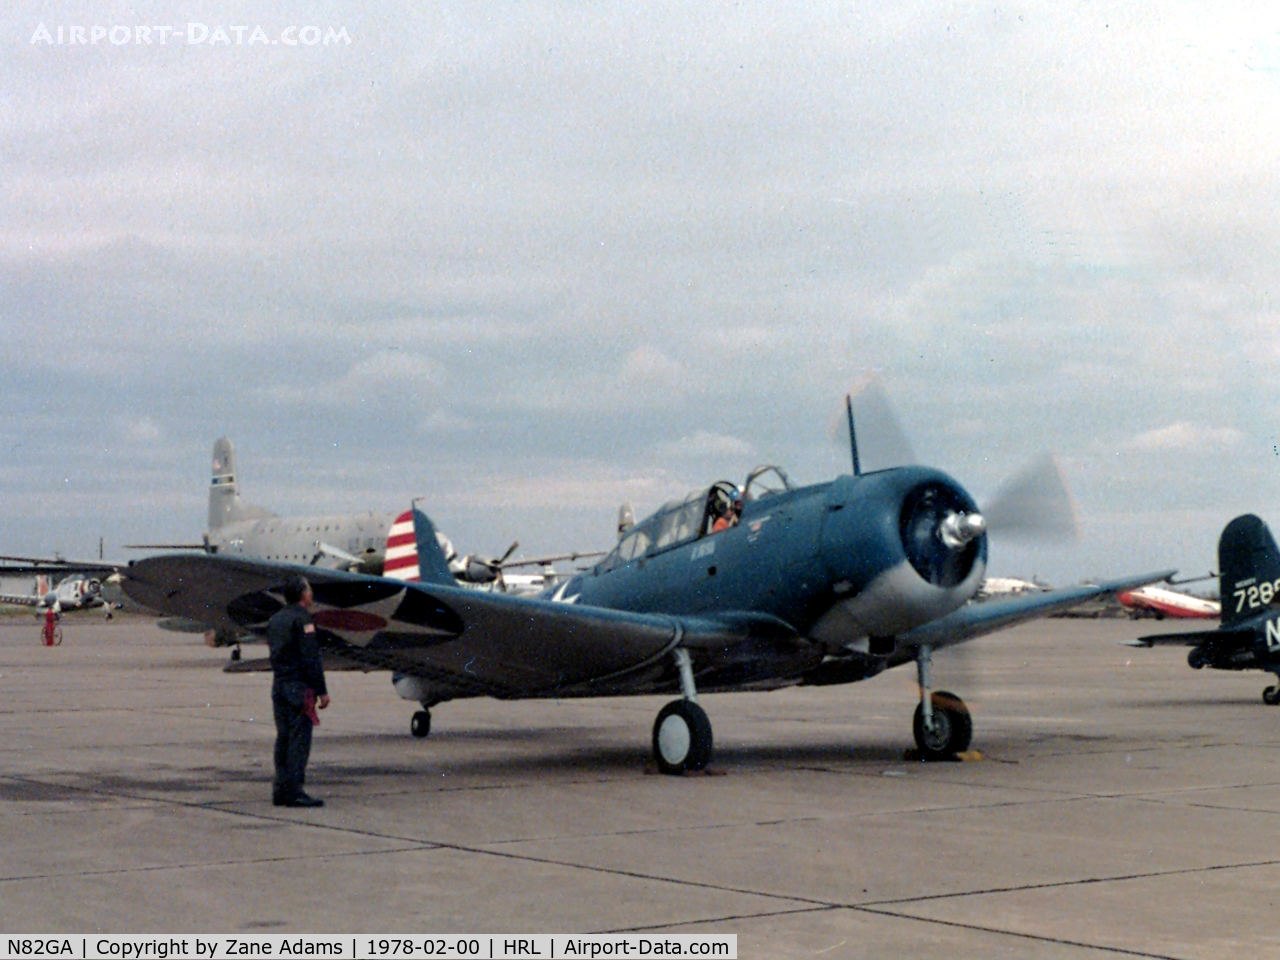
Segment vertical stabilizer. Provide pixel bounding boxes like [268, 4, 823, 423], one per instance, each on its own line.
[382, 510, 420, 581]
[1219, 514, 1280, 627]
[409, 507, 458, 587]
[207, 437, 274, 531]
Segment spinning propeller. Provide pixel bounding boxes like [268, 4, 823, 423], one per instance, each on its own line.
[841, 377, 1078, 547]
[841, 376, 1079, 697]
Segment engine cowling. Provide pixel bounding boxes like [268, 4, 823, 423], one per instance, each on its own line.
[812, 469, 987, 645]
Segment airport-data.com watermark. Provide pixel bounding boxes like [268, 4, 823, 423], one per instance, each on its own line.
[30, 23, 351, 47]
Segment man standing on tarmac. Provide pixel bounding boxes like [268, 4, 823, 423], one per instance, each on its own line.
[267, 575, 329, 807]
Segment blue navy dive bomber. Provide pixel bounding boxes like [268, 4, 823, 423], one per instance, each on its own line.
[125, 452, 1168, 774]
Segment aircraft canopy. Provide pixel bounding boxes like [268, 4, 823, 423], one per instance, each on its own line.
[602, 465, 796, 571]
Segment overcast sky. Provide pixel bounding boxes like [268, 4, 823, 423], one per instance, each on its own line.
[2, 1, 1278, 586]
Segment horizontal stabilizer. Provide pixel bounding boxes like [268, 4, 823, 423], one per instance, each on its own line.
[1131, 628, 1252, 648]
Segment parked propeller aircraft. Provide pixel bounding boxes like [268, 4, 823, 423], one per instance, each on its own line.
[126, 437, 401, 572]
[124, 403, 1169, 774]
[977, 576, 1048, 599]
[1130, 514, 1280, 702]
[129, 437, 566, 589]
[0, 560, 120, 616]
[1118, 584, 1220, 620]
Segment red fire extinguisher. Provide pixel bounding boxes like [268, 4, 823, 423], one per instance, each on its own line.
[42, 607, 60, 646]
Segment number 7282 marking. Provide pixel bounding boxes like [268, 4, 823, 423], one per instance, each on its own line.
[1235, 579, 1280, 613]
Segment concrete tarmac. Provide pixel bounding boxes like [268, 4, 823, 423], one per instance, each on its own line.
[1, 614, 1277, 958]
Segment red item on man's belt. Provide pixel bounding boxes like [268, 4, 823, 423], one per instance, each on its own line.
[302, 688, 320, 726]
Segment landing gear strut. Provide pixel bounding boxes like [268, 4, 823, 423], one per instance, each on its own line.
[652, 648, 713, 775]
[912, 644, 973, 760]
[411, 707, 432, 738]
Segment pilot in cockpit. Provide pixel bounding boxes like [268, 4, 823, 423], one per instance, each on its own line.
[711, 488, 742, 533]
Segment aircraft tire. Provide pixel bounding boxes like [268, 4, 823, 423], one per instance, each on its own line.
[913, 691, 972, 760]
[652, 700, 713, 775]
[1263, 686, 1280, 706]
[411, 710, 432, 738]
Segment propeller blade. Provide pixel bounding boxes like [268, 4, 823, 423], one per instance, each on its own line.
[496, 541, 520, 566]
[830, 375, 915, 473]
[503, 549, 607, 569]
[982, 454, 1078, 541]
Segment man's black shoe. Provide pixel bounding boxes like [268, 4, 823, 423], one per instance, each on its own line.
[273, 791, 324, 808]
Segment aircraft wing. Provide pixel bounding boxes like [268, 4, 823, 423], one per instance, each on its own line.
[123, 554, 723, 699]
[0, 555, 122, 575]
[0, 592, 40, 607]
[898, 569, 1177, 651]
[1127, 628, 1244, 648]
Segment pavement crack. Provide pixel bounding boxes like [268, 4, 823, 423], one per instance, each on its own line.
[859, 856, 1280, 908]
[852, 905, 1191, 959]
[593, 905, 838, 934]
[485, 815, 822, 846]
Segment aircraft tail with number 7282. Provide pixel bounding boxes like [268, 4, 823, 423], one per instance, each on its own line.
[1131, 514, 1280, 703]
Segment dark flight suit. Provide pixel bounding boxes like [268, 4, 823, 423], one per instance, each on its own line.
[266, 604, 327, 801]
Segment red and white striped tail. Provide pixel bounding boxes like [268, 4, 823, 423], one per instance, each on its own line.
[382, 510, 419, 581]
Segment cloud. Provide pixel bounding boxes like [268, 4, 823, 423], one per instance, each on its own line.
[116, 416, 162, 443]
[1126, 422, 1246, 452]
[260, 350, 444, 408]
[620, 346, 683, 388]
[655, 431, 755, 460]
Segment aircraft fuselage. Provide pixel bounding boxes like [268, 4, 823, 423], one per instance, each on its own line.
[212, 512, 396, 569]
[557, 466, 988, 654]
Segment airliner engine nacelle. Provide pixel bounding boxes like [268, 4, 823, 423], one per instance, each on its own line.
[460, 556, 499, 584]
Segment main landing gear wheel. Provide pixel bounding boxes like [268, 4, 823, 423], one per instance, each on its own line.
[652, 700, 713, 775]
[411, 709, 432, 738]
[1263, 686, 1280, 706]
[913, 690, 973, 760]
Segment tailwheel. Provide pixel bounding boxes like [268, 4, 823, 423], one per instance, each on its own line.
[411, 709, 432, 738]
[1263, 686, 1280, 706]
[652, 699, 713, 775]
[913, 690, 973, 760]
